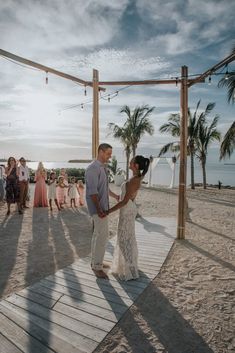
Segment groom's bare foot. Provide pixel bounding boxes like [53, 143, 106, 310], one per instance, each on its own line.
[92, 269, 109, 279]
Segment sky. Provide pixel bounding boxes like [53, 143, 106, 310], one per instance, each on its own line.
[0, 0, 235, 163]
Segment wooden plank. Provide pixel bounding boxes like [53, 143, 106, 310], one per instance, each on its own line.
[26, 284, 63, 301]
[0, 301, 96, 353]
[59, 294, 119, 322]
[0, 311, 54, 353]
[55, 269, 140, 300]
[39, 279, 128, 315]
[44, 275, 133, 307]
[6, 295, 106, 343]
[71, 262, 150, 287]
[30, 282, 120, 322]
[17, 288, 60, 309]
[71, 262, 151, 286]
[53, 301, 114, 332]
[64, 266, 145, 294]
[0, 333, 23, 353]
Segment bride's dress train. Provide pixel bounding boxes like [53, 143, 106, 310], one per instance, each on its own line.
[111, 182, 139, 281]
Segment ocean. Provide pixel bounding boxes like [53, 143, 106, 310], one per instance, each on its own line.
[27, 160, 235, 187]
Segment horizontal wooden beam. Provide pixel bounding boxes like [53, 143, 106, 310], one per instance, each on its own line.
[98, 79, 179, 85]
[188, 52, 235, 87]
[0, 48, 106, 91]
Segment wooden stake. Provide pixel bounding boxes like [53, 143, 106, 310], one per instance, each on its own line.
[177, 66, 188, 239]
[92, 69, 99, 159]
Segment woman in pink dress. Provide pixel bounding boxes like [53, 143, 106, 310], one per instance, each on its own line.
[34, 162, 48, 207]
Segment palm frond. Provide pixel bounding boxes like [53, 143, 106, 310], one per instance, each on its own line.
[220, 121, 235, 160]
[158, 142, 180, 157]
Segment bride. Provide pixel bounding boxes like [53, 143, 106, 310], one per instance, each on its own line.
[108, 155, 150, 281]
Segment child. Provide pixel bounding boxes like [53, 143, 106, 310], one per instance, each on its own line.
[77, 180, 85, 206]
[68, 177, 79, 208]
[60, 168, 69, 204]
[48, 172, 60, 211]
[56, 176, 67, 209]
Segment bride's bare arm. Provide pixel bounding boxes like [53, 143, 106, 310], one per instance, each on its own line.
[108, 177, 140, 214]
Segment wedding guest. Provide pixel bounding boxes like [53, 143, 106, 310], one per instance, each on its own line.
[68, 177, 79, 208]
[77, 180, 85, 206]
[60, 168, 69, 204]
[34, 162, 48, 207]
[0, 164, 6, 202]
[48, 171, 60, 211]
[56, 176, 67, 209]
[18, 157, 30, 211]
[5, 157, 21, 215]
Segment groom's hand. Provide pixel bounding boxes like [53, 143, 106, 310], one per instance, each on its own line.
[97, 209, 106, 218]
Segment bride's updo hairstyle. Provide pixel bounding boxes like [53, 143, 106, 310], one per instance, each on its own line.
[134, 155, 150, 177]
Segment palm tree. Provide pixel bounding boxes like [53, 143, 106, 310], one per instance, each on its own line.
[108, 123, 132, 179]
[218, 45, 235, 104]
[158, 101, 216, 189]
[220, 121, 235, 160]
[196, 116, 221, 189]
[120, 105, 155, 157]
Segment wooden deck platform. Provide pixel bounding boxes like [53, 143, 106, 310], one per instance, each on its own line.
[0, 217, 176, 353]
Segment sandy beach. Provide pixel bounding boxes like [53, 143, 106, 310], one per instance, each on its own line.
[0, 185, 234, 353]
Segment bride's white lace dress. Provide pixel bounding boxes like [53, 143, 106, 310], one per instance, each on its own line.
[111, 181, 139, 281]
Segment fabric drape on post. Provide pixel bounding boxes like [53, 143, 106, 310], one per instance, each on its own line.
[148, 158, 160, 187]
[166, 158, 176, 189]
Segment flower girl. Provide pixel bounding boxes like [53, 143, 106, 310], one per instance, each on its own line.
[48, 171, 60, 211]
[68, 177, 79, 207]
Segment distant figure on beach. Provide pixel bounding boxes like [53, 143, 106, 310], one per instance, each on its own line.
[68, 177, 79, 207]
[108, 155, 150, 281]
[18, 157, 30, 211]
[34, 162, 48, 207]
[48, 171, 60, 211]
[85, 143, 119, 279]
[77, 180, 85, 206]
[5, 157, 21, 215]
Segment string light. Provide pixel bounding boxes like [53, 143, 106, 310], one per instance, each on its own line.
[175, 77, 178, 87]
[208, 75, 211, 85]
[225, 65, 229, 80]
[45, 71, 48, 84]
[81, 103, 84, 109]
[108, 95, 110, 102]
[84, 86, 87, 96]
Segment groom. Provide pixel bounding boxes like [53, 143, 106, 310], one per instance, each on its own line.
[85, 143, 119, 279]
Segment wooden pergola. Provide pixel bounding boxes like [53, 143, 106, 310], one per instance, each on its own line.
[1, 48, 234, 239]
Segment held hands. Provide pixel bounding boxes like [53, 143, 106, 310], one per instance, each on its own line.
[97, 208, 107, 218]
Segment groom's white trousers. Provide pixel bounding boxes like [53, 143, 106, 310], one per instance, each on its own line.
[91, 214, 109, 270]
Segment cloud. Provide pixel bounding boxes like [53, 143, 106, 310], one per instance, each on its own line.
[0, 0, 129, 54]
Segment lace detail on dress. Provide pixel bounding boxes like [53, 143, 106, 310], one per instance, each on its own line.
[111, 182, 139, 281]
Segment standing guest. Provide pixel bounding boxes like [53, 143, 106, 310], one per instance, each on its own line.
[18, 157, 30, 211]
[56, 176, 67, 209]
[0, 164, 6, 202]
[85, 143, 119, 279]
[48, 171, 60, 211]
[77, 180, 85, 206]
[68, 177, 79, 208]
[34, 162, 48, 207]
[60, 168, 69, 204]
[5, 157, 21, 215]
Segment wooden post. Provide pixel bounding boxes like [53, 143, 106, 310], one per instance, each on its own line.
[92, 69, 99, 159]
[177, 66, 188, 239]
